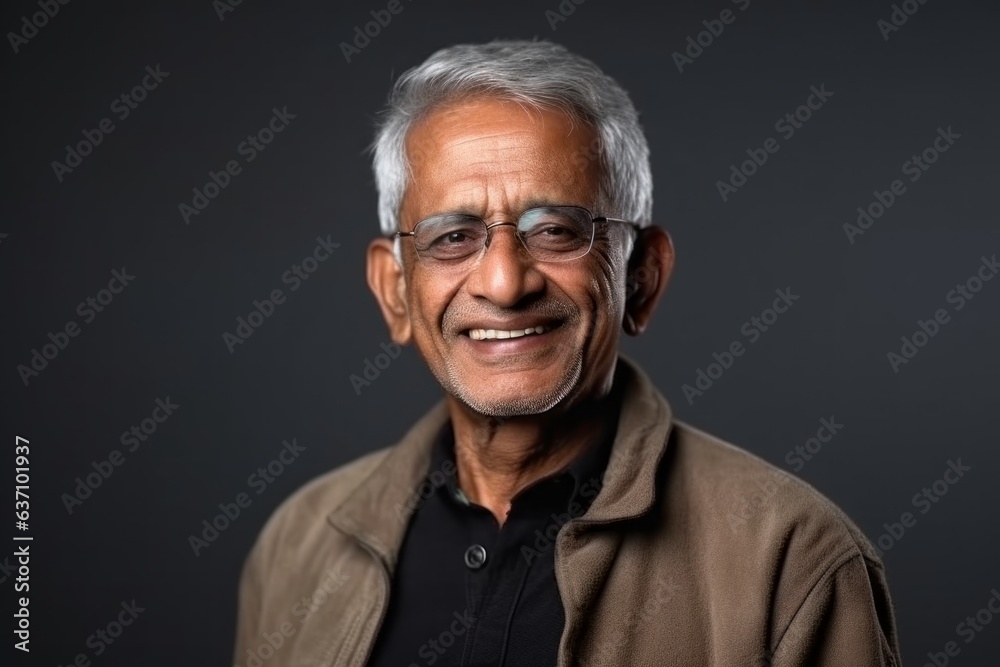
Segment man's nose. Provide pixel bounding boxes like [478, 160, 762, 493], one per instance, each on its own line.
[465, 223, 544, 308]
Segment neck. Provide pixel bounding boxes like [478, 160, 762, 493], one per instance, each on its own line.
[446, 379, 621, 526]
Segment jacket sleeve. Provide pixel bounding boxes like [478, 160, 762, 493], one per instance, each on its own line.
[770, 552, 901, 667]
[232, 540, 265, 666]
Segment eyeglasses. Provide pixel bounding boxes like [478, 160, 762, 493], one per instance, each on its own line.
[394, 205, 640, 264]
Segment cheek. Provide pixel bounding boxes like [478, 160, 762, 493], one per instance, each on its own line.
[551, 265, 621, 333]
[407, 272, 455, 332]
[592, 276, 623, 334]
[589, 249, 627, 317]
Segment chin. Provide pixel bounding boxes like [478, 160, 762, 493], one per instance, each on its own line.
[438, 350, 585, 418]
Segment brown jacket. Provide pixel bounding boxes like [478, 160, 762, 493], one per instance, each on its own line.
[233, 355, 901, 666]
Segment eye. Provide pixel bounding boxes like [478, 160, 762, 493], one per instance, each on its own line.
[519, 208, 592, 258]
[416, 215, 485, 260]
[524, 219, 585, 247]
[427, 226, 480, 248]
[443, 231, 473, 244]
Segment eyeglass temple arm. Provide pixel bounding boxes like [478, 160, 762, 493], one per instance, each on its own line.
[595, 217, 643, 231]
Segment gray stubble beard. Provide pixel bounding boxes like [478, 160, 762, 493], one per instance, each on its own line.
[435, 344, 585, 418]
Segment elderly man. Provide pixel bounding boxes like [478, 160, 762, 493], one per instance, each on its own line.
[233, 40, 900, 666]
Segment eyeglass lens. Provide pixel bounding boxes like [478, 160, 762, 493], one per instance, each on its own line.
[412, 206, 594, 262]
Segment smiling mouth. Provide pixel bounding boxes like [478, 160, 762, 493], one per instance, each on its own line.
[465, 324, 557, 340]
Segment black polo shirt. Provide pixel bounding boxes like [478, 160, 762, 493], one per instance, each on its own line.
[367, 409, 619, 667]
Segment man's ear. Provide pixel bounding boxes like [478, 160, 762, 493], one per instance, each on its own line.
[623, 226, 675, 336]
[366, 237, 412, 345]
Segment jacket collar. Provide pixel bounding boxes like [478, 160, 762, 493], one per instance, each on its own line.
[328, 353, 674, 569]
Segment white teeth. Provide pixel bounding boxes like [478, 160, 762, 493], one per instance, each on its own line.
[468, 325, 551, 340]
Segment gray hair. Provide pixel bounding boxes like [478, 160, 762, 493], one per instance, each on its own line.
[369, 39, 653, 252]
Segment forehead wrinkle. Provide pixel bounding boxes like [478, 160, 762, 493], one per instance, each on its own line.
[425, 175, 519, 219]
[417, 171, 591, 221]
[426, 144, 575, 199]
[443, 128, 540, 150]
[433, 138, 550, 183]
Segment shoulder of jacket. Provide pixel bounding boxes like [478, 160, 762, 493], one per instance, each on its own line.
[667, 419, 881, 565]
[248, 446, 393, 564]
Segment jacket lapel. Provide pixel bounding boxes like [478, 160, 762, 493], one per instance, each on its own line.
[554, 354, 675, 664]
[327, 399, 450, 570]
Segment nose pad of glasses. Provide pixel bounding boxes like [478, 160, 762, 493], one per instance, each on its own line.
[483, 221, 521, 251]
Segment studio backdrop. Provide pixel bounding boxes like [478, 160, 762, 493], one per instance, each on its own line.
[1, 0, 998, 665]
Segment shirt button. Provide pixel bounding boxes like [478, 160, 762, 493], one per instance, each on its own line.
[464, 544, 487, 570]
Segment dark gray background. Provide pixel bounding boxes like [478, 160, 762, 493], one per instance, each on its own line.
[2, 0, 998, 664]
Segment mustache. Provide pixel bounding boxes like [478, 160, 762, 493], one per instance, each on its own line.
[443, 299, 578, 332]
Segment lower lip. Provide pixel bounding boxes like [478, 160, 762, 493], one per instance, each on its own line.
[459, 327, 561, 357]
